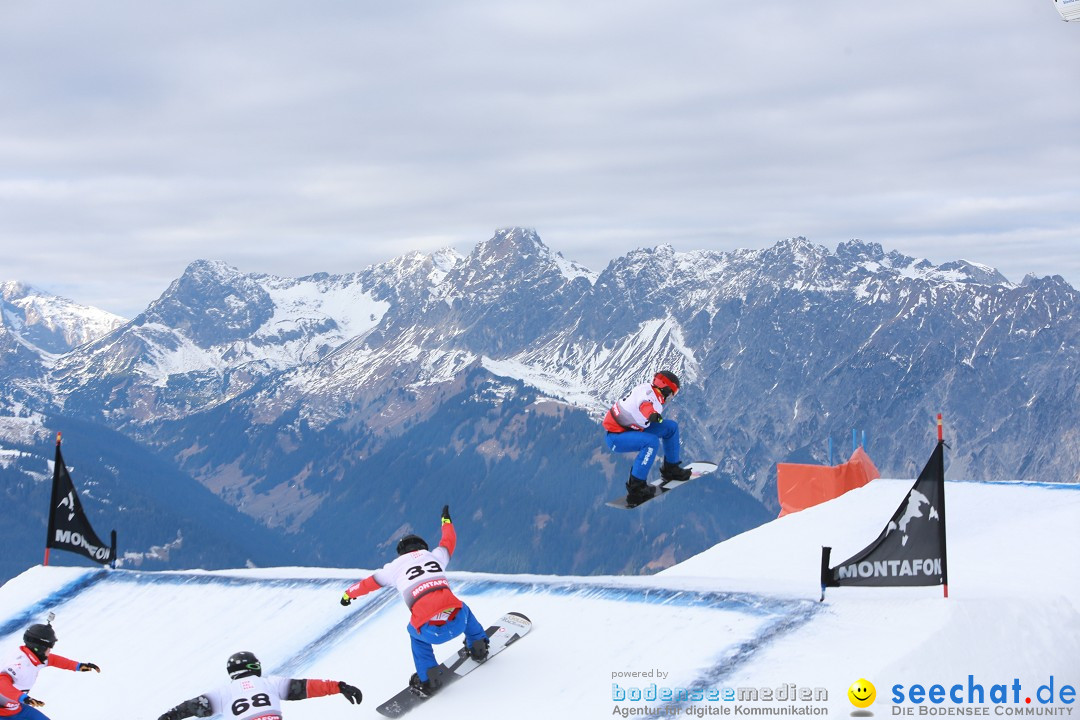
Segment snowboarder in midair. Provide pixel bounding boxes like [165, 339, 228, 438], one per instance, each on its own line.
[0, 622, 100, 720]
[340, 505, 489, 698]
[156, 650, 362, 720]
[602, 370, 691, 504]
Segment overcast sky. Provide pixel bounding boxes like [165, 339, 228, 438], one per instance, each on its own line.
[2, 1, 1078, 318]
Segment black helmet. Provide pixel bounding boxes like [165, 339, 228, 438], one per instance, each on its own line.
[227, 651, 262, 679]
[23, 624, 57, 662]
[652, 370, 681, 398]
[396, 534, 429, 555]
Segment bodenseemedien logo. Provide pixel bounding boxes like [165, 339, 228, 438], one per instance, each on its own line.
[849, 678, 876, 715]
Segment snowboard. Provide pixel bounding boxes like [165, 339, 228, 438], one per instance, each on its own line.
[375, 611, 532, 718]
[606, 460, 719, 509]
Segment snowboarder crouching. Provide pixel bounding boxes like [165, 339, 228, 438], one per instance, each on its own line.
[602, 370, 692, 504]
[0, 622, 100, 720]
[157, 650, 362, 720]
[340, 504, 489, 698]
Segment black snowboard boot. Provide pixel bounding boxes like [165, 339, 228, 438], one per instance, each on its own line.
[466, 637, 489, 662]
[660, 460, 692, 482]
[409, 673, 439, 698]
[626, 473, 657, 504]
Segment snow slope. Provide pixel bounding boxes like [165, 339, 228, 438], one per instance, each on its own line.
[0, 478, 1076, 719]
[664, 479, 1080, 713]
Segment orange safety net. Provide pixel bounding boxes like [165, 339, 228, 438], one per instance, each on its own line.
[776, 446, 880, 517]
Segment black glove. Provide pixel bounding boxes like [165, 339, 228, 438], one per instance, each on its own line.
[79, 662, 100, 672]
[441, 505, 451, 524]
[340, 592, 352, 607]
[24, 696, 45, 708]
[159, 695, 210, 720]
[338, 681, 363, 704]
[647, 412, 663, 424]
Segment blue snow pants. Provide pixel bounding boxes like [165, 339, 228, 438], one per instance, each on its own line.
[5, 705, 49, 720]
[408, 602, 488, 681]
[605, 420, 682, 479]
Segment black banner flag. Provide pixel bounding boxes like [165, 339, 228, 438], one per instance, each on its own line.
[45, 433, 115, 566]
[821, 440, 948, 594]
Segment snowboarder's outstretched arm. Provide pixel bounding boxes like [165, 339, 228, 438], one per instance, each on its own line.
[438, 504, 456, 556]
[283, 678, 363, 704]
[45, 653, 98, 672]
[158, 694, 212, 720]
[341, 574, 383, 605]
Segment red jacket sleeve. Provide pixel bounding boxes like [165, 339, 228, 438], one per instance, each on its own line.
[343, 575, 382, 601]
[303, 679, 341, 698]
[0, 673, 20, 704]
[46, 654, 79, 671]
[439, 521, 456, 557]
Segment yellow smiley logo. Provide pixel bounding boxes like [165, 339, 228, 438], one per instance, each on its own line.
[848, 678, 876, 708]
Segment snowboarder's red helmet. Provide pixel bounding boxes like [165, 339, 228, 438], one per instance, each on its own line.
[652, 371, 680, 398]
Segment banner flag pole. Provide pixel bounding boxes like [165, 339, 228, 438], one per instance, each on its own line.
[819, 546, 832, 602]
[43, 432, 63, 566]
[938, 413, 950, 599]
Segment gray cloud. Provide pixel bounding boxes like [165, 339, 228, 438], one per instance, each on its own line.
[1, 0, 1077, 316]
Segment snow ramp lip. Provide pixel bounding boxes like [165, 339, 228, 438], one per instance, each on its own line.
[0, 568, 109, 638]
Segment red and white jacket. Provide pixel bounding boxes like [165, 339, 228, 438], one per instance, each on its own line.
[602, 382, 667, 433]
[164, 675, 349, 720]
[343, 522, 463, 630]
[0, 646, 81, 717]
[205, 675, 342, 720]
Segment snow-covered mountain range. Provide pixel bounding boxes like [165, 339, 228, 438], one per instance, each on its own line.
[1, 228, 1077, 581]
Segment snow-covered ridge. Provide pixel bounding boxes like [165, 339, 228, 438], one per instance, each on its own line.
[673, 239, 1014, 296]
[0, 281, 126, 357]
[481, 315, 698, 411]
[553, 251, 597, 284]
[46, 265, 391, 395]
[138, 275, 390, 384]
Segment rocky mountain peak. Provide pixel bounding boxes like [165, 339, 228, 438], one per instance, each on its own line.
[0, 281, 126, 356]
[140, 260, 274, 348]
[447, 228, 576, 294]
[482, 227, 547, 257]
[934, 260, 1010, 286]
[836, 239, 886, 263]
[764, 236, 829, 264]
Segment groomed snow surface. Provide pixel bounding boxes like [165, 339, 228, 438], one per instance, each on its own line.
[1, 478, 1077, 719]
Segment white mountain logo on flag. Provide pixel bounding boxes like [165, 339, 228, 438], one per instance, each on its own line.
[886, 489, 939, 546]
[57, 490, 76, 521]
